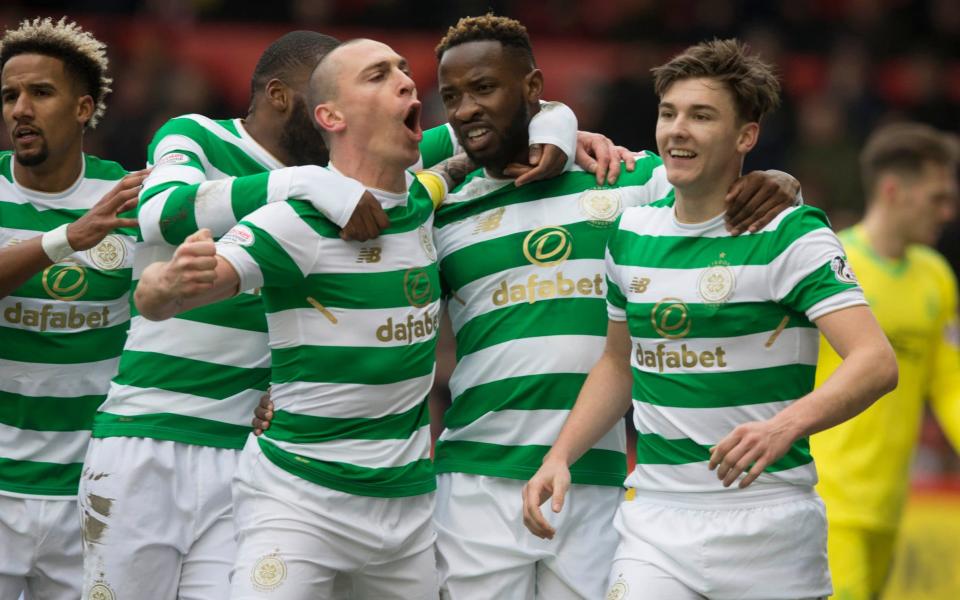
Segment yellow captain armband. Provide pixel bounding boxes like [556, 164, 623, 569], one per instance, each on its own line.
[415, 170, 448, 209]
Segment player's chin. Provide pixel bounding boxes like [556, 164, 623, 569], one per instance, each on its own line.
[399, 142, 421, 169]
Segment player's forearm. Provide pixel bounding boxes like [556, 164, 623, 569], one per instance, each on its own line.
[139, 172, 273, 245]
[134, 257, 238, 321]
[545, 351, 633, 467]
[134, 261, 185, 320]
[281, 165, 365, 227]
[0, 236, 53, 299]
[769, 340, 897, 441]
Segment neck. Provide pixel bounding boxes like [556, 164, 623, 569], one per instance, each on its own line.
[673, 180, 731, 224]
[330, 142, 407, 194]
[673, 160, 743, 224]
[242, 108, 291, 166]
[860, 206, 908, 260]
[14, 146, 84, 194]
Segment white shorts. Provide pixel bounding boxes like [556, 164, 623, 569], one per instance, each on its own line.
[0, 494, 81, 600]
[230, 437, 438, 599]
[79, 436, 240, 600]
[435, 473, 621, 600]
[608, 489, 831, 600]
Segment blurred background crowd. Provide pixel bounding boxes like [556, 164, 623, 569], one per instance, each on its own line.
[2, 1, 958, 595]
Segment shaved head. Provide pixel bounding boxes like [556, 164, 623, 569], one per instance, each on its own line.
[308, 38, 373, 108]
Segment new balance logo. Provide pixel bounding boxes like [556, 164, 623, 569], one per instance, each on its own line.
[473, 207, 505, 234]
[356, 247, 382, 263]
[629, 277, 650, 294]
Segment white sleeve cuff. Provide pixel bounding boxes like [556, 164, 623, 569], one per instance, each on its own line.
[216, 244, 264, 293]
[529, 101, 577, 168]
[807, 291, 867, 322]
[607, 304, 627, 321]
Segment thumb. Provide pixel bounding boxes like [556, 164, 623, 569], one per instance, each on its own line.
[185, 228, 213, 243]
[528, 143, 543, 166]
[552, 478, 568, 513]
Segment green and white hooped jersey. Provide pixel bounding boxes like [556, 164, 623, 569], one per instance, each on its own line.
[217, 172, 440, 498]
[432, 153, 671, 486]
[0, 153, 134, 497]
[94, 114, 282, 448]
[606, 199, 866, 497]
[95, 114, 455, 449]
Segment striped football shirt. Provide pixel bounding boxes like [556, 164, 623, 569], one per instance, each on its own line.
[432, 153, 671, 486]
[0, 153, 134, 497]
[606, 198, 866, 497]
[217, 172, 439, 497]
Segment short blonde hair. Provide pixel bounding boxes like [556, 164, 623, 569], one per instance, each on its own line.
[0, 17, 112, 128]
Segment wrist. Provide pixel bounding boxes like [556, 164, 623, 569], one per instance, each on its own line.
[769, 409, 806, 442]
[542, 447, 572, 468]
[42, 224, 77, 263]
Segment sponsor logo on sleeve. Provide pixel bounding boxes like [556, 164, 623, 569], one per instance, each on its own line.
[220, 224, 255, 247]
[830, 255, 858, 284]
[156, 152, 191, 166]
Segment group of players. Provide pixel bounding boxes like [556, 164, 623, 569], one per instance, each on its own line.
[0, 11, 958, 600]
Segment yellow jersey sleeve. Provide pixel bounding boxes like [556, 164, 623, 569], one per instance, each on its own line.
[927, 257, 960, 451]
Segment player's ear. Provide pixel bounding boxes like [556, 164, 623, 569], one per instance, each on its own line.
[314, 102, 345, 135]
[76, 94, 94, 127]
[736, 121, 759, 154]
[265, 78, 291, 112]
[523, 69, 544, 103]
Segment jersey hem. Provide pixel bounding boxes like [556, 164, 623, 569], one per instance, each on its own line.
[91, 423, 247, 449]
[260, 443, 437, 498]
[0, 482, 77, 497]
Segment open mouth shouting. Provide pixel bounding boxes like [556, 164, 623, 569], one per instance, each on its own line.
[403, 101, 423, 141]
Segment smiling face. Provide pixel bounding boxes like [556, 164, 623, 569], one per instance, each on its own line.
[438, 40, 541, 173]
[655, 77, 758, 196]
[1, 53, 92, 168]
[314, 40, 423, 170]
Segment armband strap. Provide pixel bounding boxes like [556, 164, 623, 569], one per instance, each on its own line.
[416, 171, 448, 209]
